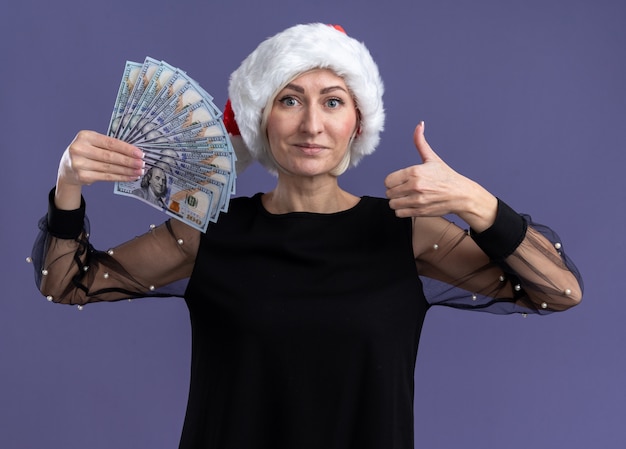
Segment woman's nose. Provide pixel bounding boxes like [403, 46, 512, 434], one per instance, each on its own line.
[299, 106, 323, 135]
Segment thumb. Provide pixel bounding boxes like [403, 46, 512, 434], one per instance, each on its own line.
[413, 121, 440, 163]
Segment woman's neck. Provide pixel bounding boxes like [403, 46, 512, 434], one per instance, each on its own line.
[262, 175, 359, 214]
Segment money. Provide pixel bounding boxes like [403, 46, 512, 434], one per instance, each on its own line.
[140, 147, 236, 196]
[110, 57, 236, 232]
[107, 61, 143, 137]
[120, 61, 177, 141]
[141, 118, 228, 143]
[116, 170, 216, 228]
[131, 99, 221, 144]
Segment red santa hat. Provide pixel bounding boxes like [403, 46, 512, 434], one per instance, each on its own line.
[226, 23, 385, 174]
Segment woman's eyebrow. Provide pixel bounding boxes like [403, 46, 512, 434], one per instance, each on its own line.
[283, 83, 305, 93]
[320, 86, 349, 94]
[282, 84, 349, 95]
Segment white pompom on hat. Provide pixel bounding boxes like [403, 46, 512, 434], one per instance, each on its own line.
[225, 23, 385, 174]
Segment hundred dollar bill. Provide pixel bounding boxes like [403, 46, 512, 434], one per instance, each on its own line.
[139, 147, 235, 177]
[117, 57, 162, 140]
[183, 155, 236, 198]
[115, 166, 216, 232]
[181, 154, 234, 195]
[140, 156, 226, 219]
[143, 152, 233, 209]
[153, 83, 221, 125]
[140, 145, 235, 186]
[141, 148, 235, 196]
[137, 139, 229, 153]
[119, 61, 178, 141]
[196, 175, 227, 218]
[202, 163, 234, 200]
[137, 140, 232, 155]
[168, 168, 226, 218]
[167, 175, 218, 230]
[126, 70, 185, 137]
[126, 72, 220, 142]
[134, 119, 227, 146]
[140, 146, 232, 166]
[130, 99, 221, 144]
[197, 166, 232, 212]
[122, 61, 179, 141]
[112, 58, 152, 138]
[152, 118, 227, 141]
[119, 59, 164, 138]
[167, 183, 215, 230]
[125, 73, 195, 141]
[165, 169, 228, 226]
[136, 133, 235, 179]
[107, 61, 143, 137]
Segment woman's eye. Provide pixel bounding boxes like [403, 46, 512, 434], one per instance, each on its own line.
[326, 98, 343, 108]
[279, 96, 299, 107]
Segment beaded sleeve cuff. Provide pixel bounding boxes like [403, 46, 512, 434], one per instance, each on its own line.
[46, 188, 86, 239]
[469, 198, 527, 262]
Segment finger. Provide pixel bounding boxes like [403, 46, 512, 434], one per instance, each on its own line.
[58, 133, 144, 190]
[66, 150, 144, 183]
[413, 121, 441, 163]
[70, 131, 144, 171]
[92, 132, 144, 159]
[384, 167, 409, 191]
[389, 197, 448, 218]
[384, 121, 436, 191]
[385, 167, 423, 201]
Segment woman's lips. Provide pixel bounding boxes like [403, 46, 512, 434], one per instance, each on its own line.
[295, 143, 327, 155]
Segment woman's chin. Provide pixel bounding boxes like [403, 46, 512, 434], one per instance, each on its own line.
[281, 164, 339, 179]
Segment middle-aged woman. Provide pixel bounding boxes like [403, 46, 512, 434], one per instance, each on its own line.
[31, 23, 583, 449]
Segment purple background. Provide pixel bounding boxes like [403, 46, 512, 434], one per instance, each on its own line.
[2, 0, 625, 447]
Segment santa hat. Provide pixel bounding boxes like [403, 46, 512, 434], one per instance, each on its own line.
[226, 23, 385, 174]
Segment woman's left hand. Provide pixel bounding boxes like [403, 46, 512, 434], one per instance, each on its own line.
[384, 121, 497, 232]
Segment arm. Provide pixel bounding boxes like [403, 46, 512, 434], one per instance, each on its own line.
[31, 131, 200, 306]
[385, 122, 582, 314]
[54, 130, 146, 210]
[410, 207, 581, 314]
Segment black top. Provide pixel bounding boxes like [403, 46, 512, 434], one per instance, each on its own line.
[32, 190, 583, 449]
[181, 194, 426, 448]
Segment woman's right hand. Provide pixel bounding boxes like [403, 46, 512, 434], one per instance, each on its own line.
[55, 130, 145, 210]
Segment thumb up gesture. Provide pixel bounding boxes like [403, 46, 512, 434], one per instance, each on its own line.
[384, 122, 497, 232]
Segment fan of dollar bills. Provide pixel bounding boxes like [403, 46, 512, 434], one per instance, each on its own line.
[108, 56, 236, 233]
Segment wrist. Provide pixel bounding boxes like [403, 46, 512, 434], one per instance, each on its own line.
[456, 181, 497, 232]
[54, 180, 83, 211]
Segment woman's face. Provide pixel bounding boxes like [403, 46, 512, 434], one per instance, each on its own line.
[266, 69, 358, 178]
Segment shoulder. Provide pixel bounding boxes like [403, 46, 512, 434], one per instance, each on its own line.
[228, 194, 261, 208]
[205, 193, 263, 233]
[224, 194, 262, 218]
[355, 196, 414, 239]
[358, 195, 402, 220]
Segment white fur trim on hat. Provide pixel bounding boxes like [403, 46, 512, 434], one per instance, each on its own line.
[228, 23, 385, 174]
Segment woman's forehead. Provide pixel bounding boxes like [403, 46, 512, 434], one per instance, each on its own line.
[283, 68, 348, 90]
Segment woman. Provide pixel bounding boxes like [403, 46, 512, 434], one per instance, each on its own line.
[31, 23, 582, 449]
